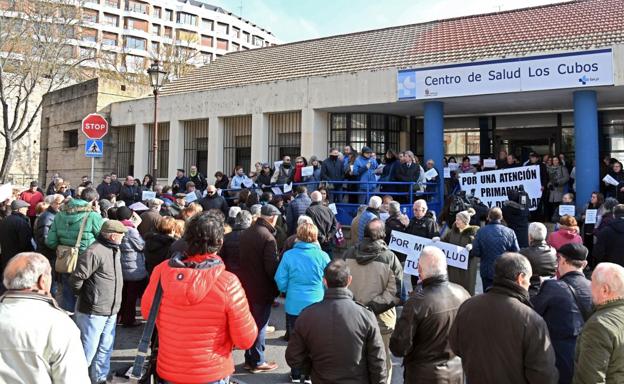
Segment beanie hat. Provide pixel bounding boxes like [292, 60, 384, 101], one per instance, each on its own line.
[116, 206, 133, 221]
[456, 208, 476, 225]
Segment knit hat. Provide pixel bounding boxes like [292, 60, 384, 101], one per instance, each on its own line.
[456, 208, 476, 225]
[558, 243, 588, 261]
[361, 146, 373, 154]
[116, 206, 133, 221]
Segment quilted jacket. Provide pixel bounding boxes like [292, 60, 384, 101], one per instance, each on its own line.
[45, 198, 103, 254]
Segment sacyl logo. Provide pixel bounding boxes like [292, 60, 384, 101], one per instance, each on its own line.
[578, 75, 589, 85]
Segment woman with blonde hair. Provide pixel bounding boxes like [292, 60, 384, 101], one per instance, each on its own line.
[547, 215, 582, 250]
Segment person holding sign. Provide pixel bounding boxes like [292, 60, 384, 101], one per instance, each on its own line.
[580, 192, 603, 262]
[441, 208, 480, 295]
[546, 157, 570, 222]
[604, 161, 624, 201]
[231, 166, 252, 190]
[390, 246, 470, 383]
[352, 147, 379, 205]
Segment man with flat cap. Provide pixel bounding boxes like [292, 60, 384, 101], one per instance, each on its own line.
[532, 243, 592, 384]
[70, 220, 127, 384]
[0, 200, 34, 291]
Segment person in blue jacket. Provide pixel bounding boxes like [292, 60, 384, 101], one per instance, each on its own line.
[352, 146, 379, 204]
[275, 222, 330, 383]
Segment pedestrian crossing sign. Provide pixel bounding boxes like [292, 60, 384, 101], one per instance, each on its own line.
[85, 139, 103, 158]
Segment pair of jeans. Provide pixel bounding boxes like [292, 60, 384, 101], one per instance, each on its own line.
[244, 302, 272, 367]
[74, 311, 117, 383]
[286, 314, 305, 379]
[60, 272, 77, 312]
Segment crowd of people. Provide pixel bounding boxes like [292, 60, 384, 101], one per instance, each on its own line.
[0, 146, 624, 384]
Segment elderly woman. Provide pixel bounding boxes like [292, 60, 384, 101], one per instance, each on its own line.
[274, 222, 330, 382]
[441, 208, 480, 295]
[547, 215, 583, 251]
[519, 222, 557, 297]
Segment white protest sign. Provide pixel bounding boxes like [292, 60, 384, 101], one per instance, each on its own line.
[271, 187, 282, 196]
[558, 204, 576, 217]
[328, 203, 338, 215]
[444, 168, 451, 179]
[603, 174, 620, 186]
[424, 167, 438, 181]
[469, 156, 480, 165]
[585, 209, 598, 224]
[301, 166, 314, 177]
[483, 159, 496, 168]
[458, 165, 542, 211]
[283, 183, 293, 193]
[129, 202, 149, 211]
[242, 178, 254, 188]
[448, 163, 459, 171]
[142, 191, 156, 201]
[274, 161, 283, 170]
[185, 192, 198, 203]
[0, 183, 12, 202]
[388, 230, 469, 276]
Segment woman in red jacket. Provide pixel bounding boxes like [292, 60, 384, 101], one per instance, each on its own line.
[141, 212, 258, 384]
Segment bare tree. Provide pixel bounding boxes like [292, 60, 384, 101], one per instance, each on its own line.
[152, 32, 202, 80]
[0, 0, 94, 181]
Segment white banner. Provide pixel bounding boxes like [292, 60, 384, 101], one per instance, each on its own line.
[398, 49, 614, 100]
[458, 165, 542, 211]
[388, 230, 469, 276]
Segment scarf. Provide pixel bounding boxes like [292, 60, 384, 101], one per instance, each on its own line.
[97, 234, 120, 250]
[293, 163, 304, 182]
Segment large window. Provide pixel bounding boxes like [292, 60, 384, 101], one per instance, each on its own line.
[102, 32, 118, 46]
[125, 36, 146, 50]
[176, 12, 196, 26]
[126, 0, 148, 14]
[601, 110, 624, 161]
[223, 116, 252, 174]
[216, 22, 228, 35]
[268, 112, 301, 163]
[329, 113, 402, 155]
[102, 13, 118, 27]
[201, 18, 213, 31]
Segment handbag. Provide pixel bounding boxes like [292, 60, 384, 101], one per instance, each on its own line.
[54, 213, 88, 273]
[130, 280, 162, 384]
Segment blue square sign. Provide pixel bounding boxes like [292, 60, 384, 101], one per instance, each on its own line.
[85, 139, 103, 158]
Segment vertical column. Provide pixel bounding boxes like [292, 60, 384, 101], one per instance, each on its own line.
[133, 123, 148, 178]
[301, 108, 329, 158]
[207, 116, 224, 183]
[423, 101, 445, 214]
[168, 120, 184, 181]
[573, 90, 599, 212]
[251, 113, 269, 163]
[479, 116, 490, 157]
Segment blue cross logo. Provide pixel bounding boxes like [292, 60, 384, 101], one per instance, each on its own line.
[579, 75, 589, 85]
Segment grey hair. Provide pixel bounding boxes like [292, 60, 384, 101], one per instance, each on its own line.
[310, 191, 323, 203]
[297, 215, 314, 226]
[235, 210, 253, 229]
[414, 199, 428, 210]
[419, 246, 447, 278]
[528, 222, 547, 242]
[494, 253, 531, 281]
[593, 263, 624, 297]
[368, 196, 382, 209]
[3, 253, 51, 290]
[389, 201, 401, 215]
[44, 194, 64, 205]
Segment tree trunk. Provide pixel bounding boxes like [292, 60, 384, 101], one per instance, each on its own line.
[0, 134, 14, 183]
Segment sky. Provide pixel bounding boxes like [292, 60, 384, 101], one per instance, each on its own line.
[207, 0, 572, 43]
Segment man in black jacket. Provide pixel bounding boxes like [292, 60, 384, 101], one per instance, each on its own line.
[593, 204, 624, 266]
[189, 165, 207, 192]
[519, 222, 556, 297]
[286, 259, 387, 384]
[119, 176, 141, 206]
[198, 185, 229, 216]
[96, 175, 116, 201]
[394, 151, 421, 202]
[0, 200, 34, 291]
[305, 191, 337, 254]
[321, 148, 345, 203]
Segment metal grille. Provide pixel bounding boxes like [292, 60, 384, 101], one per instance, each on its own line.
[223, 115, 252, 175]
[329, 113, 403, 154]
[115, 125, 135, 177]
[147, 122, 170, 179]
[268, 111, 301, 163]
[183, 119, 209, 176]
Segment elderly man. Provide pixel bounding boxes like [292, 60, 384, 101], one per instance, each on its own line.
[306, 190, 337, 254]
[406, 199, 438, 239]
[358, 196, 382, 241]
[573, 262, 624, 383]
[520, 222, 557, 297]
[450, 253, 558, 383]
[471, 207, 519, 291]
[137, 198, 163, 237]
[119, 175, 141, 206]
[532, 243, 592, 384]
[0, 200, 34, 282]
[394, 150, 424, 202]
[345, 219, 402, 382]
[0, 253, 89, 383]
[390, 246, 470, 383]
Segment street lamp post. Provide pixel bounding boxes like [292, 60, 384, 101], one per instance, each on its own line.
[147, 60, 167, 181]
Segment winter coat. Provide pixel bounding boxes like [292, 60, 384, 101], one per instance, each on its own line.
[237, 218, 279, 305]
[285, 287, 387, 384]
[46, 199, 103, 254]
[471, 220, 519, 281]
[198, 194, 229, 216]
[218, 226, 247, 275]
[230, 174, 251, 190]
[352, 156, 379, 191]
[19, 190, 44, 218]
[305, 202, 337, 249]
[119, 184, 142, 206]
[215, 176, 229, 190]
[384, 213, 407, 256]
[286, 193, 312, 236]
[593, 217, 624, 266]
[271, 166, 294, 185]
[502, 200, 530, 248]
[34, 207, 57, 261]
[141, 253, 257, 383]
[573, 298, 624, 384]
[520, 241, 557, 297]
[137, 209, 162, 238]
[547, 228, 583, 251]
[69, 239, 123, 316]
[394, 162, 422, 194]
[441, 224, 480, 295]
[321, 157, 344, 181]
[96, 182, 117, 199]
[172, 176, 190, 193]
[144, 232, 175, 275]
[358, 207, 380, 241]
[275, 241, 330, 316]
[256, 172, 272, 188]
[0, 212, 34, 272]
[344, 238, 403, 334]
[0, 292, 90, 383]
[449, 279, 559, 384]
[547, 165, 570, 203]
[406, 211, 439, 240]
[390, 276, 470, 383]
[304, 167, 321, 192]
[532, 271, 592, 384]
[441, 224, 478, 248]
[189, 172, 207, 191]
[119, 220, 147, 281]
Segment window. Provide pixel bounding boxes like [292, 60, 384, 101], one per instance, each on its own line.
[165, 9, 173, 21]
[125, 54, 145, 70]
[125, 36, 146, 50]
[231, 42, 239, 51]
[81, 28, 97, 43]
[79, 47, 96, 60]
[126, 18, 148, 32]
[243, 31, 250, 43]
[151, 41, 159, 53]
[201, 52, 211, 64]
[216, 38, 227, 50]
[152, 24, 160, 35]
[268, 112, 302, 163]
[126, 0, 147, 14]
[252, 35, 263, 46]
[163, 26, 172, 38]
[82, 9, 97, 23]
[232, 26, 240, 38]
[153, 6, 161, 18]
[102, 13, 118, 27]
[201, 35, 212, 47]
[176, 12, 196, 26]
[105, 0, 119, 8]
[64, 130, 78, 148]
[101, 32, 118, 46]
[201, 18, 213, 31]
[101, 51, 117, 65]
[216, 22, 228, 35]
[329, 113, 402, 155]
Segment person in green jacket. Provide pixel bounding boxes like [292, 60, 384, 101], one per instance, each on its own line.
[573, 262, 624, 384]
[46, 188, 103, 311]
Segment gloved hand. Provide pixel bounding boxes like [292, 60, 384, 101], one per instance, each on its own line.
[465, 244, 473, 252]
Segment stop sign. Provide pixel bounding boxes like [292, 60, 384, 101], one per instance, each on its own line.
[82, 113, 109, 139]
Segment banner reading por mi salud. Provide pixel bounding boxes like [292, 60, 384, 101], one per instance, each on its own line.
[458, 165, 542, 211]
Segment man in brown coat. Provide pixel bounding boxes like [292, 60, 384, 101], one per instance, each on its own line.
[137, 199, 163, 238]
[449, 252, 558, 384]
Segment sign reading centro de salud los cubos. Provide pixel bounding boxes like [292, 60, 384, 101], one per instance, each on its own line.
[397, 48, 614, 100]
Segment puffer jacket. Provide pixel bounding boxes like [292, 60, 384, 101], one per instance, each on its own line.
[119, 220, 147, 281]
[141, 253, 257, 383]
[519, 240, 557, 297]
[286, 193, 312, 236]
[144, 233, 175, 275]
[352, 155, 378, 191]
[547, 228, 582, 251]
[34, 207, 58, 260]
[343, 238, 403, 334]
[46, 199, 103, 254]
[471, 220, 519, 281]
[406, 211, 439, 240]
[390, 275, 470, 383]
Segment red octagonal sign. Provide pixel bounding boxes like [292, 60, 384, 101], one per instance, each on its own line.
[82, 113, 109, 140]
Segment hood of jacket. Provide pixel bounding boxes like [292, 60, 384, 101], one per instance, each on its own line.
[454, 224, 479, 237]
[503, 200, 523, 211]
[61, 198, 91, 224]
[145, 233, 176, 253]
[556, 228, 580, 239]
[355, 238, 388, 265]
[607, 217, 624, 234]
[162, 252, 225, 306]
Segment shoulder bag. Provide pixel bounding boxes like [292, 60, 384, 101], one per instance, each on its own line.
[55, 213, 88, 273]
[563, 280, 591, 322]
